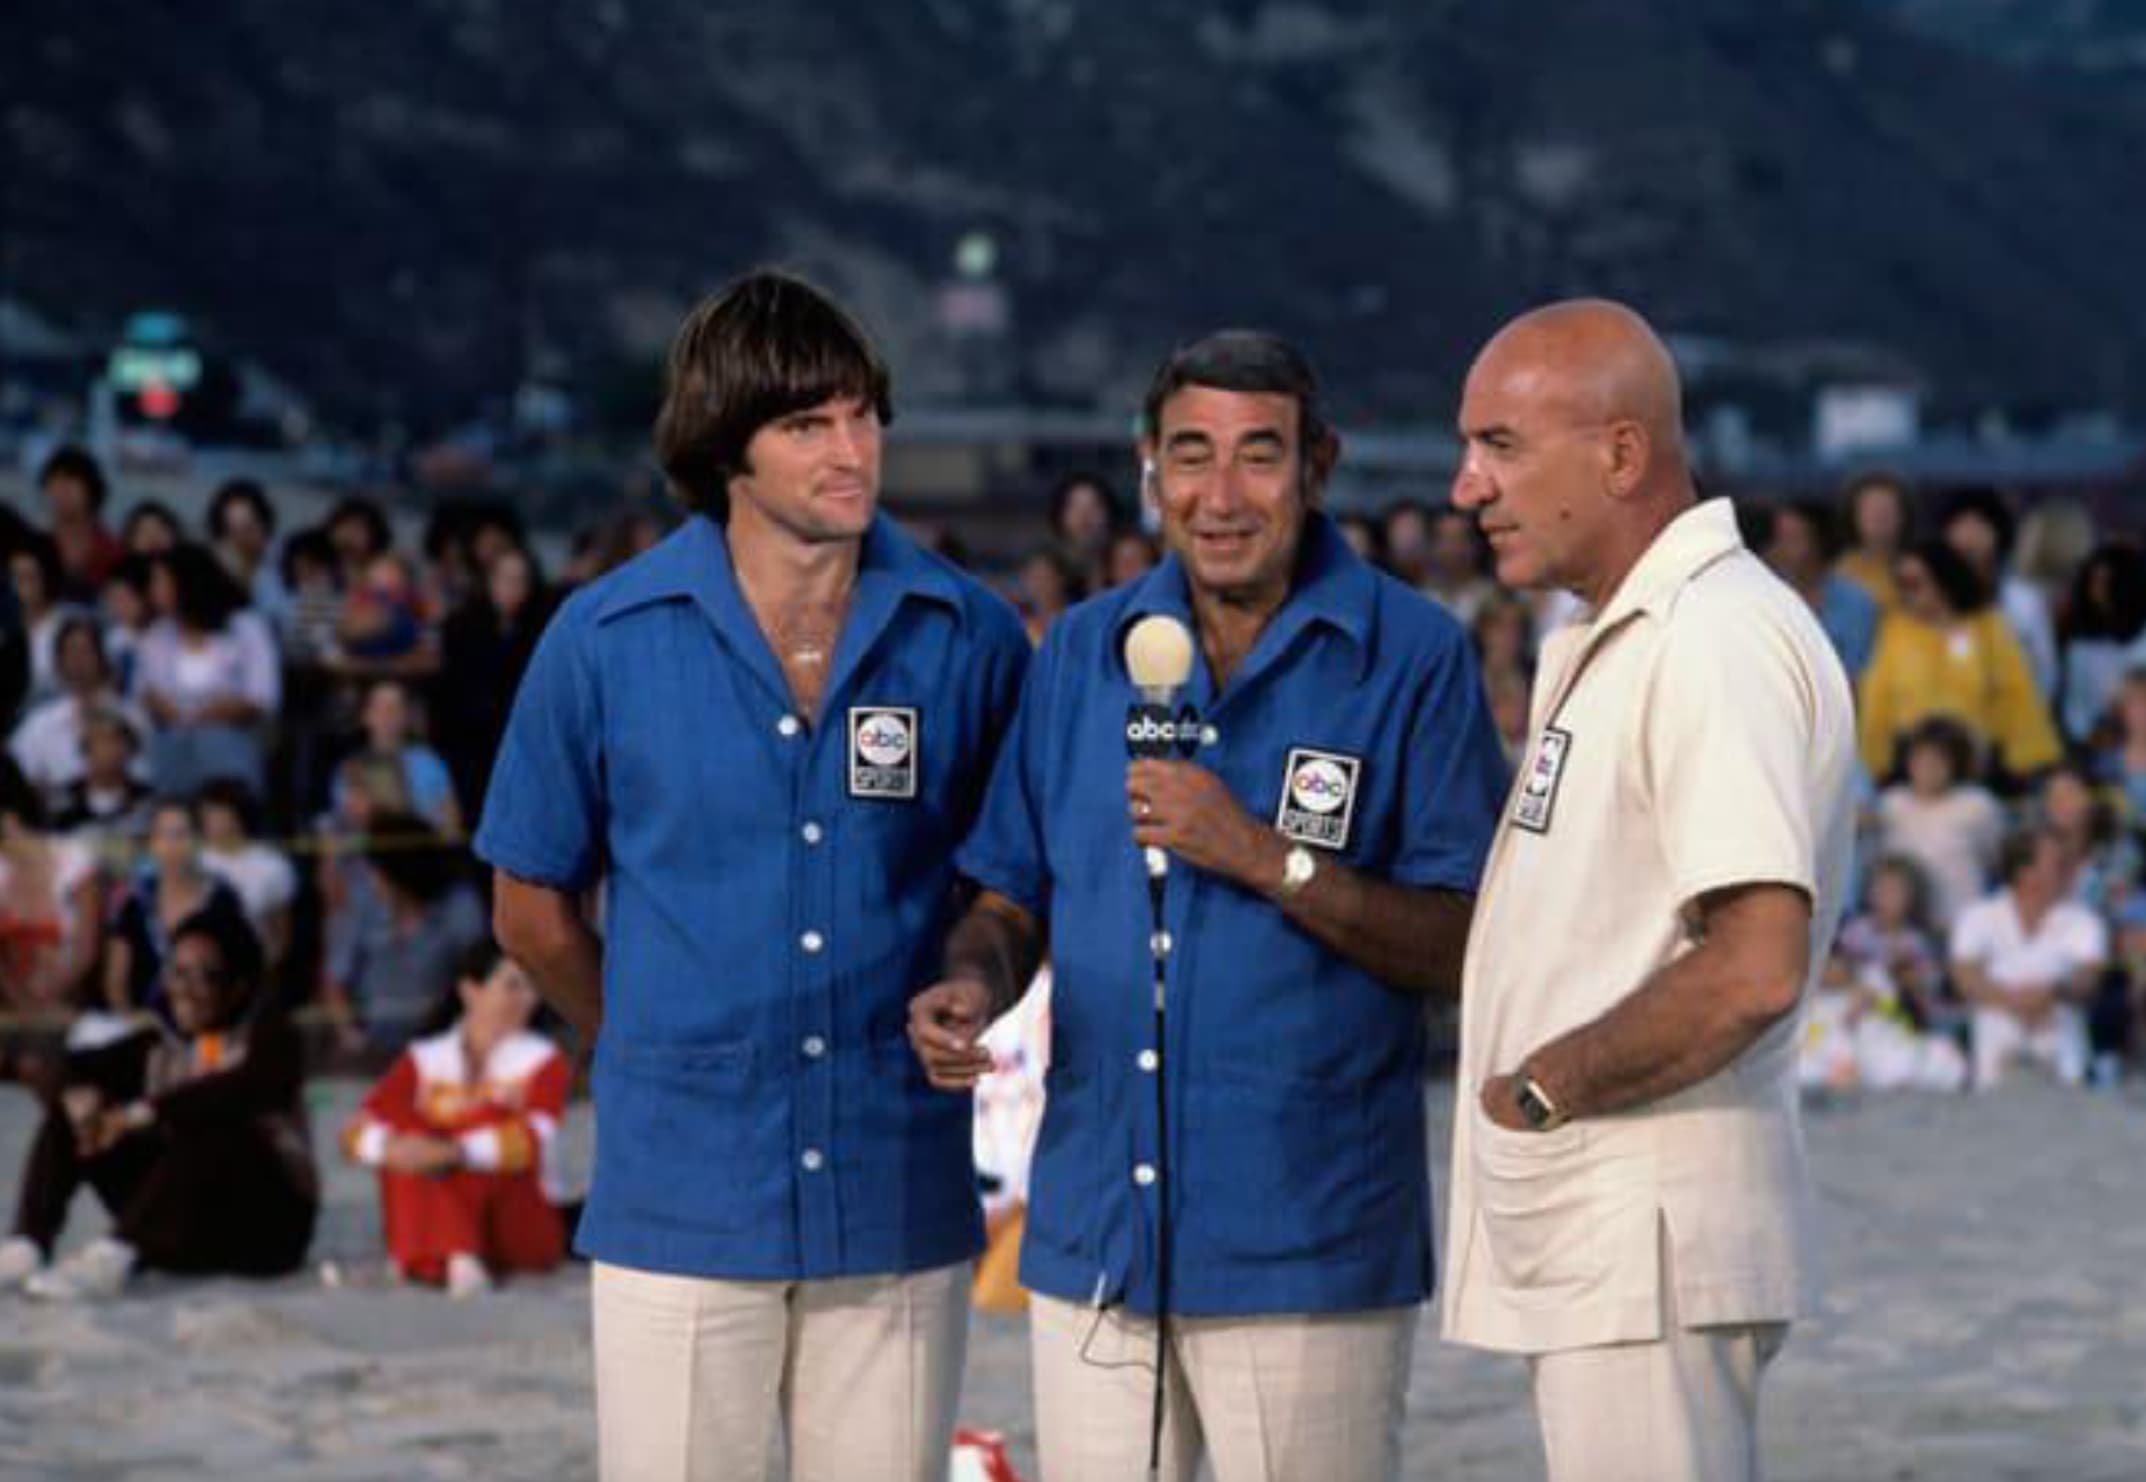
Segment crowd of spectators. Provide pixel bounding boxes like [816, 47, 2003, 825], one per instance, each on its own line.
[0, 446, 2140, 1299]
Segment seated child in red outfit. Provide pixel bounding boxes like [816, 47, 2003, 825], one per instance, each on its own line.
[341, 939, 567, 1296]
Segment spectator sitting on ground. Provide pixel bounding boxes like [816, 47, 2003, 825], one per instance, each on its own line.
[2036, 761, 2139, 919]
[196, 778, 298, 976]
[35, 446, 123, 602]
[1951, 827, 2110, 1090]
[341, 939, 568, 1297]
[1836, 854, 1953, 1035]
[9, 615, 149, 809]
[1857, 540, 2060, 787]
[1803, 854, 1968, 1093]
[331, 679, 461, 835]
[135, 544, 279, 797]
[0, 908, 318, 1301]
[0, 760, 101, 1015]
[318, 810, 486, 1056]
[102, 798, 246, 1020]
[51, 708, 153, 848]
[1874, 716, 2007, 932]
[325, 496, 393, 592]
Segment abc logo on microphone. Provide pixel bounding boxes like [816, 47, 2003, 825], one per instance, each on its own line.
[1125, 704, 1202, 759]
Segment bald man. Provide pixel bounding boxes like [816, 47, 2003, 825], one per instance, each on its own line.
[1440, 301, 1856, 1482]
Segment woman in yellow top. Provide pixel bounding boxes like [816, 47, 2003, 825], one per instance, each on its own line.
[1858, 540, 2062, 784]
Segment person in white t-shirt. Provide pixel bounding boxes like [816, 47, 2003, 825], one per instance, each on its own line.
[1950, 828, 2109, 1089]
[8, 615, 151, 808]
[196, 777, 298, 976]
[1874, 716, 2006, 930]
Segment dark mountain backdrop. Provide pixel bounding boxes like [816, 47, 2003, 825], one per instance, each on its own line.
[4, 0, 2143, 429]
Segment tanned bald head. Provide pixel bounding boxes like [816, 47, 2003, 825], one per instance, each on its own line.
[1452, 299, 1697, 607]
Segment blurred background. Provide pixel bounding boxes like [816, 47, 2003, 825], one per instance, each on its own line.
[3, 0, 2145, 537]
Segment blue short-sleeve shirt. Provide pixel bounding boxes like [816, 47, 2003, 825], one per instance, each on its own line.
[476, 513, 1029, 1280]
[958, 514, 1507, 1316]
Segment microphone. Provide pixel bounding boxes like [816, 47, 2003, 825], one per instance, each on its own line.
[1123, 615, 1199, 761]
[1118, 613, 1196, 1480]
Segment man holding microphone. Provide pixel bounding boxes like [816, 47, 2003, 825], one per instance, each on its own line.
[909, 330, 1507, 1481]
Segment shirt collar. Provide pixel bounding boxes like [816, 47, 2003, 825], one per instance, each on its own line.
[1110, 513, 1379, 693]
[1584, 497, 1746, 633]
[592, 511, 966, 636]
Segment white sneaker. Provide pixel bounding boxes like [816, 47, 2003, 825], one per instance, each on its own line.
[24, 1237, 135, 1302]
[0, 1236, 43, 1290]
[445, 1252, 492, 1300]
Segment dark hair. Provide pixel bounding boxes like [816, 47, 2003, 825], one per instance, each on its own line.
[0, 756, 47, 831]
[8, 530, 64, 604]
[653, 270, 894, 523]
[2063, 543, 2146, 644]
[194, 776, 263, 836]
[1777, 500, 1844, 563]
[2039, 759, 2117, 847]
[279, 526, 337, 588]
[1997, 826, 2061, 888]
[1939, 485, 2017, 564]
[1898, 539, 1987, 615]
[1047, 472, 1123, 541]
[364, 809, 463, 905]
[105, 551, 154, 603]
[207, 479, 276, 542]
[36, 445, 108, 511]
[171, 902, 266, 1016]
[1866, 854, 1934, 935]
[1733, 499, 1776, 553]
[1140, 331, 1339, 490]
[1903, 714, 1977, 784]
[152, 542, 248, 631]
[52, 612, 108, 679]
[81, 704, 141, 753]
[1020, 544, 1087, 608]
[415, 937, 518, 1037]
[326, 496, 393, 559]
[1839, 469, 1914, 549]
[121, 500, 185, 551]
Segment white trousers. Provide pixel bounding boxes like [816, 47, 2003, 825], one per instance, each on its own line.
[591, 1260, 969, 1482]
[1972, 1004, 2087, 1088]
[1030, 1293, 1416, 1482]
[1527, 1234, 1786, 1482]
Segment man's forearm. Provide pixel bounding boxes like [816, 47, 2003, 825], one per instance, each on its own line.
[1525, 893, 1806, 1119]
[1240, 832, 1473, 996]
[942, 895, 1045, 1020]
[523, 925, 605, 1043]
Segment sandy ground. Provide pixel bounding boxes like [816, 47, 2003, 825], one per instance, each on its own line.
[3, 1077, 2145, 1481]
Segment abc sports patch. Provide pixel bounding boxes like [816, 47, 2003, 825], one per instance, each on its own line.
[847, 706, 919, 800]
[1274, 746, 1362, 851]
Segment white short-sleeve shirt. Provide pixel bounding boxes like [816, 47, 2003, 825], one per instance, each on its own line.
[1445, 499, 1857, 1356]
[1948, 891, 2108, 993]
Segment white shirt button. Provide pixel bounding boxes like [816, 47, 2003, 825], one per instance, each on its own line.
[802, 1035, 826, 1059]
[1200, 725, 1220, 747]
[1136, 1049, 1159, 1073]
[777, 714, 802, 738]
[1133, 1163, 1157, 1187]
[801, 821, 824, 845]
[801, 1148, 825, 1172]
[800, 930, 825, 954]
